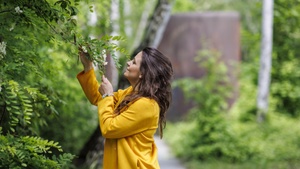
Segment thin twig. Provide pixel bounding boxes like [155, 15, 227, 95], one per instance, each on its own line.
[0, 9, 14, 14]
[0, 102, 7, 126]
[35, 7, 76, 46]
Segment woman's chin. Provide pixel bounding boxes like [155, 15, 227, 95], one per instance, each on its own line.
[123, 71, 128, 77]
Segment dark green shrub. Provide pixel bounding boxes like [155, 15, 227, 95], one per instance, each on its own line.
[166, 56, 300, 163]
[0, 128, 74, 169]
[170, 49, 254, 162]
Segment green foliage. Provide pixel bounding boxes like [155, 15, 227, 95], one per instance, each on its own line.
[166, 54, 300, 164]
[0, 80, 53, 135]
[228, 62, 300, 163]
[0, 0, 126, 167]
[0, 0, 158, 168]
[271, 0, 300, 117]
[77, 35, 126, 75]
[171, 49, 251, 162]
[0, 128, 74, 169]
[166, 113, 300, 165]
[36, 50, 99, 155]
[0, 0, 81, 167]
[168, 0, 300, 166]
[185, 159, 300, 169]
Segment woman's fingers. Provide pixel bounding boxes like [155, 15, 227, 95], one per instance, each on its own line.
[102, 75, 109, 83]
[99, 75, 113, 94]
[78, 47, 93, 72]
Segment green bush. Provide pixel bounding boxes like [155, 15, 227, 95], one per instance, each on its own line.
[0, 128, 74, 169]
[229, 63, 300, 162]
[0, 0, 86, 167]
[167, 0, 300, 166]
[166, 58, 300, 163]
[271, 0, 300, 117]
[169, 50, 255, 162]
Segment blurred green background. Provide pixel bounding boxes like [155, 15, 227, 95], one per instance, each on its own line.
[1, 0, 300, 168]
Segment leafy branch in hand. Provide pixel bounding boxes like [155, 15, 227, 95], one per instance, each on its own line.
[52, 0, 127, 76]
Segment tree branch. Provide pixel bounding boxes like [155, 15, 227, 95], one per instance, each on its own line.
[0, 9, 14, 14]
[35, 7, 76, 46]
[0, 103, 6, 126]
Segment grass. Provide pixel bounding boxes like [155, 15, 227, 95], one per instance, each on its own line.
[183, 159, 300, 169]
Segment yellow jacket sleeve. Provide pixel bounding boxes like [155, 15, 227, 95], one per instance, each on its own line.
[77, 69, 102, 105]
[98, 97, 159, 139]
[77, 69, 131, 106]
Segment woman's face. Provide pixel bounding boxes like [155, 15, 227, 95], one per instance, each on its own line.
[124, 51, 142, 86]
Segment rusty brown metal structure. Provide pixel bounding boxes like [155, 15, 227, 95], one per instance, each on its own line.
[158, 12, 241, 121]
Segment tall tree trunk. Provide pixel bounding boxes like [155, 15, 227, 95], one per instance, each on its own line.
[119, 0, 173, 89]
[107, 0, 120, 89]
[73, 0, 173, 167]
[132, 0, 173, 55]
[257, 0, 274, 122]
[131, 0, 154, 52]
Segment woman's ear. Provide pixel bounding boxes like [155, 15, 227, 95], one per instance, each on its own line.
[139, 74, 142, 78]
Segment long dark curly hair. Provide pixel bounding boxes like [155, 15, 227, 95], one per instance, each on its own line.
[114, 47, 173, 138]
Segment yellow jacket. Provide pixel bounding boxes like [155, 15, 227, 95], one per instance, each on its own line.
[77, 69, 160, 169]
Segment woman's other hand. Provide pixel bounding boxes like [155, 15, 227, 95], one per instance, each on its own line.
[78, 47, 93, 73]
[99, 75, 113, 95]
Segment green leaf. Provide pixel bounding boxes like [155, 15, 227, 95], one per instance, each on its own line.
[13, 111, 21, 115]
[61, 1, 67, 9]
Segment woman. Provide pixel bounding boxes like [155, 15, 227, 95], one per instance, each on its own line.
[77, 47, 173, 169]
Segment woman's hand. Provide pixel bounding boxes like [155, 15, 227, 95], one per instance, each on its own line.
[99, 75, 113, 95]
[78, 47, 93, 73]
